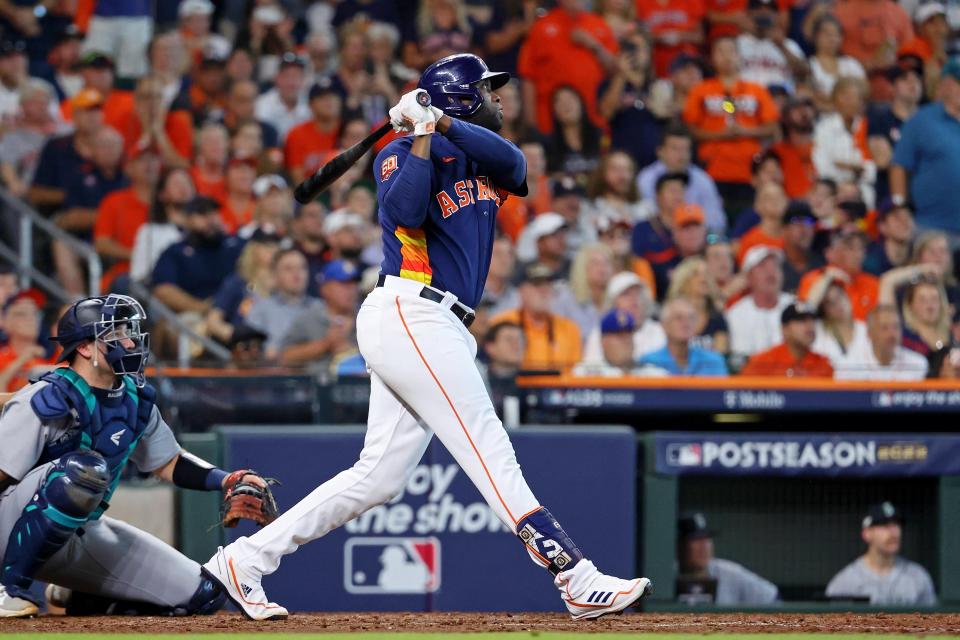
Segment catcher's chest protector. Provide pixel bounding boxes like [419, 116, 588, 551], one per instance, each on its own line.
[29, 368, 155, 517]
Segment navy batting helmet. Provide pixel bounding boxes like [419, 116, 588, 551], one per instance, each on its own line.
[54, 294, 150, 387]
[418, 53, 510, 118]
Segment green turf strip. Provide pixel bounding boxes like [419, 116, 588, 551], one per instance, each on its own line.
[1, 635, 957, 639]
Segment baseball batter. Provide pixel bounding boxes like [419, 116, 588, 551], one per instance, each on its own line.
[203, 54, 651, 621]
[0, 294, 278, 617]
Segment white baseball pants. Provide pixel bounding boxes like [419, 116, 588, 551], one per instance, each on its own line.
[230, 276, 541, 576]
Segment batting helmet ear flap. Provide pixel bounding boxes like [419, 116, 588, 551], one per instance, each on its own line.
[418, 53, 510, 118]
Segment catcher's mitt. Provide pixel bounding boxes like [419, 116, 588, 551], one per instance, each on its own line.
[220, 469, 280, 528]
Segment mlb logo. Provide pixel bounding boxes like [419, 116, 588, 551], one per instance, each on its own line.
[344, 537, 441, 594]
[666, 443, 702, 467]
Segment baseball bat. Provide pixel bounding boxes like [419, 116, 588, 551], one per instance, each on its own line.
[293, 121, 392, 203]
[293, 92, 433, 203]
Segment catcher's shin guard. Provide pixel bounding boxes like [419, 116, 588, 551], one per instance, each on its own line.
[1, 452, 109, 601]
[515, 507, 584, 575]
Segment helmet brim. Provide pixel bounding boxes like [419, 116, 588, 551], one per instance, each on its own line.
[480, 71, 510, 91]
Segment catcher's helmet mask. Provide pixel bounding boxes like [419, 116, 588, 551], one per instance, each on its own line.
[418, 53, 509, 132]
[54, 294, 151, 387]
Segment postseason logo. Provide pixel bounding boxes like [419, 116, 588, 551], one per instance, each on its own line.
[344, 537, 441, 594]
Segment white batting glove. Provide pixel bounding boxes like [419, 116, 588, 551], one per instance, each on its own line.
[389, 89, 436, 136]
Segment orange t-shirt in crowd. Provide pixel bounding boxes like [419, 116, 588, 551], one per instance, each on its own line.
[771, 140, 814, 198]
[797, 267, 879, 320]
[0, 345, 54, 392]
[190, 166, 227, 202]
[517, 8, 619, 132]
[736, 228, 784, 265]
[705, 0, 790, 39]
[285, 121, 339, 176]
[834, 0, 913, 66]
[740, 343, 834, 377]
[60, 90, 134, 130]
[635, 0, 705, 77]
[94, 187, 150, 280]
[683, 78, 779, 184]
[115, 109, 194, 162]
[221, 199, 255, 234]
[490, 308, 583, 372]
[496, 176, 553, 242]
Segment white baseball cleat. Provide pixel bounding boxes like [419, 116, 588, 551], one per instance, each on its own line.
[0, 584, 39, 618]
[556, 560, 652, 620]
[202, 546, 288, 621]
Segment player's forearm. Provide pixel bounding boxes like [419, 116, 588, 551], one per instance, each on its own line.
[439, 118, 526, 190]
[156, 451, 229, 490]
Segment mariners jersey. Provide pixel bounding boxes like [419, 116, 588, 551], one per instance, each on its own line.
[374, 118, 526, 309]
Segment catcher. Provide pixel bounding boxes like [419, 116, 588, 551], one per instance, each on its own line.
[0, 294, 279, 618]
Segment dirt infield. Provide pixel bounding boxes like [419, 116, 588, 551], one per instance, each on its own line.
[2, 612, 959, 635]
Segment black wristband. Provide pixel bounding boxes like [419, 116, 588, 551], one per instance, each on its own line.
[172, 452, 228, 491]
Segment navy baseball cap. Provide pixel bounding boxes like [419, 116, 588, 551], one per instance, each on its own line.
[552, 175, 586, 199]
[669, 52, 705, 74]
[862, 501, 903, 528]
[319, 260, 362, 284]
[309, 78, 338, 101]
[600, 309, 636, 335]
[185, 196, 220, 215]
[678, 512, 716, 540]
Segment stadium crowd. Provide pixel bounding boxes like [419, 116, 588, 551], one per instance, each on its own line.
[3, 0, 960, 392]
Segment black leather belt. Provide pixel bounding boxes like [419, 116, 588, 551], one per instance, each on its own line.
[377, 274, 476, 328]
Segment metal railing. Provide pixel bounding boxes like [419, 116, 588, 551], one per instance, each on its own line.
[0, 187, 102, 299]
[2, 188, 231, 367]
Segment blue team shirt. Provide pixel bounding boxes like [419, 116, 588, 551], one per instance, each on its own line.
[152, 236, 244, 299]
[373, 118, 526, 309]
[639, 346, 729, 376]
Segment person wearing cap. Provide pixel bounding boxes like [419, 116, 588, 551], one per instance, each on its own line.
[833, 0, 913, 70]
[726, 245, 795, 362]
[780, 200, 825, 292]
[187, 50, 229, 126]
[515, 212, 571, 281]
[0, 39, 40, 123]
[93, 144, 163, 290]
[116, 75, 193, 168]
[0, 79, 67, 201]
[278, 259, 362, 372]
[490, 263, 583, 372]
[740, 302, 834, 376]
[863, 199, 915, 276]
[833, 303, 927, 379]
[670, 203, 708, 261]
[637, 124, 725, 232]
[255, 53, 310, 143]
[29, 86, 104, 210]
[825, 501, 936, 605]
[798, 229, 879, 321]
[677, 512, 779, 606]
[244, 248, 324, 359]
[62, 52, 133, 130]
[79, 0, 152, 80]
[322, 208, 368, 265]
[517, 0, 618, 133]
[219, 155, 257, 233]
[736, 0, 807, 92]
[285, 82, 343, 185]
[891, 57, 960, 241]
[595, 33, 666, 170]
[647, 51, 704, 121]
[683, 37, 779, 215]
[178, 0, 231, 69]
[898, 3, 949, 81]
[771, 98, 817, 199]
[41, 25, 84, 102]
[736, 183, 789, 266]
[237, 174, 293, 240]
[573, 308, 643, 376]
[549, 175, 592, 256]
[152, 196, 244, 314]
[581, 271, 666, 365]
[0, 290, 52, 393]
[638, 298, 728, 376]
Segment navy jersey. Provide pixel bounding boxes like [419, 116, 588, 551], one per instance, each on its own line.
[374, 118, 526, 309]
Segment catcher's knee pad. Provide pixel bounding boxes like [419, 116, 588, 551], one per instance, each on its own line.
[44, 451, 111, 520]
[516, 507, 584, 575]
